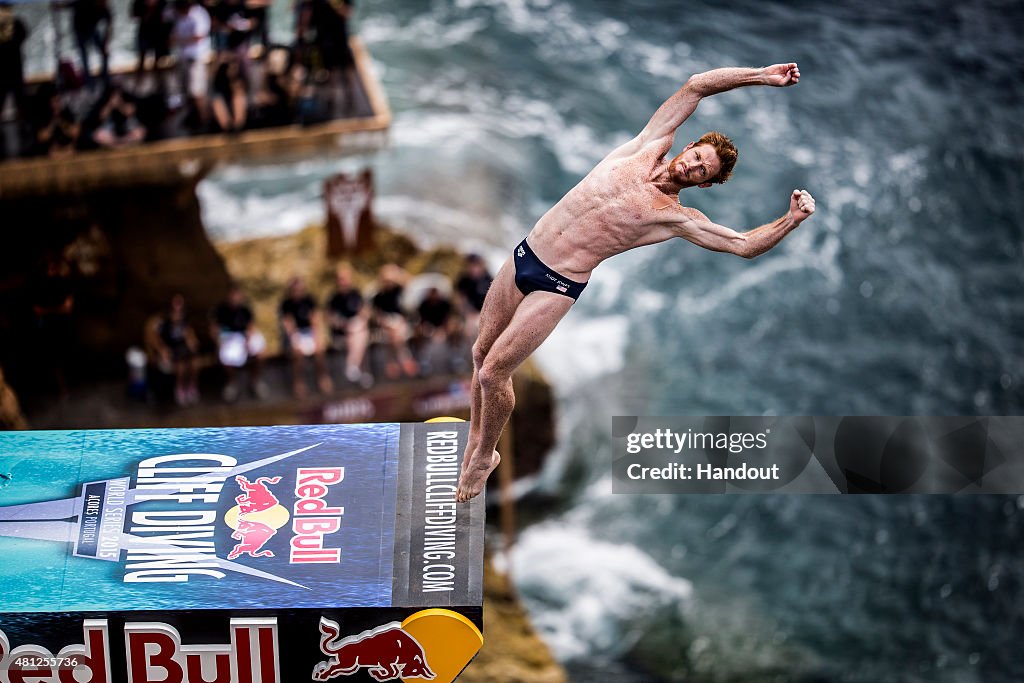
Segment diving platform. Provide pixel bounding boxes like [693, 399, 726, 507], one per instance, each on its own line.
[0, 421, 483, 683]
[0, 38, 391, 199]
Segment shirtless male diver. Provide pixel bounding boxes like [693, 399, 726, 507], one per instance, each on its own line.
[456, 63, 816, 502]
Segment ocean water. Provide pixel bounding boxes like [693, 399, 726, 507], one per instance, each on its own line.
[14, 0, 1024, 680]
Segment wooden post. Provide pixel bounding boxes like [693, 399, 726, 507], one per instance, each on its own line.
[498, 426, 517, 579]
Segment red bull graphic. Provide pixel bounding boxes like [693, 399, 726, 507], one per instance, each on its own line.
[312, 618, 435, 682]
[228, 518, 279, 560]
[236, 476, 283, 514]
[225, 475, 290, 561]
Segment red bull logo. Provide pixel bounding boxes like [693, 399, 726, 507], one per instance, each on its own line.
[225, 476, 290, 561]
[312, 618, 435, 682]
[310, 610, 483, 683]
[236, 475, 283, 514]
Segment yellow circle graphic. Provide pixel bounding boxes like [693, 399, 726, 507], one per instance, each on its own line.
[224, 504, 291, 530]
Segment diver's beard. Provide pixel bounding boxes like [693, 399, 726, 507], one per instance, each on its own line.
[668, 155, 691, 187]
[670, 168, 698, 189]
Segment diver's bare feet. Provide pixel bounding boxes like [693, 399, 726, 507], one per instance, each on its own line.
[456, 450, 500, 502]
[461, 437, 479, 472]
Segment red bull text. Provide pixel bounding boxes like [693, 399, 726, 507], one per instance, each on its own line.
[291, 468, 345, 564]
[0, 619, 279, 683]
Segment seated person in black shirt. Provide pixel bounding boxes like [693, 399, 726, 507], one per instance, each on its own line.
[280, 276, 332, 398]
[370, 263, 418, 379]
[151, 293, 199, 407]
[454, 253, 492, 341]
[414, 284, 458, 376]
[34, 86, 80, 158]
[250, 46, 293, 128]
[326, 263, 371, 385]
[211, 51, 248, 133]
[210, 284, 266, 402]
[417, 286, 455, 338]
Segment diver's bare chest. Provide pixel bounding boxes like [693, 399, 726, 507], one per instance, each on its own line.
[577, 173, 676, 223]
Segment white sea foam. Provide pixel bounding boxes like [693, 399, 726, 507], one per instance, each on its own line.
[198, 154, 388, 241]
[374, 195, 519, 257]
[382, 15, 488, 49]
[672, 250, 814, 317]
[533, 315, 629, 391]
[511, 521, 693, 662]
[389, 87, 621, 177]
[198, 180, 325, 241]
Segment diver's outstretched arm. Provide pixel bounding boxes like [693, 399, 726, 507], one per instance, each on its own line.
[642, 63, 801, 142]
[668, 189, 815, 258]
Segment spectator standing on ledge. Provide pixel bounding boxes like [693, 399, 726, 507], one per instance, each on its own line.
[326, 263, 371, 386]
[0, 2, 27, 128]
[131, 0, 171, 77]
[210, 0, 253, 128]
[211, 284, 267, 402]
[170, 0, 210, 129]
[228, 0, 252, 50]
[280, 276, 332, 398]
[55, 0, 112, 87]
[207, 0, 229, 54]
[298, 0, 357, 116]
[245, 0, 270, 50]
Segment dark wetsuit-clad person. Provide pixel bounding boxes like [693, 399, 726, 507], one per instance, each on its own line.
[456, 63, 817, 502]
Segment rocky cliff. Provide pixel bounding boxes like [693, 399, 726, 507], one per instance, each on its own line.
[0, 180, 233, 396]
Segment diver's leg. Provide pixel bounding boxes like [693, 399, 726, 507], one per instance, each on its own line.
[464, 258, 521, 470]
[457, 291, 573, 502]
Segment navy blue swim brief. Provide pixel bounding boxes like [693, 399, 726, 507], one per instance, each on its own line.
[513, 238, 587, 301]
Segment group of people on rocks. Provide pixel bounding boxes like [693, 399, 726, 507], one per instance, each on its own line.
[146, 255, 494, 406]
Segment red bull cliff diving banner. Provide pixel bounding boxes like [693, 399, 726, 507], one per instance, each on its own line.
[0, 422, 485, 683]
